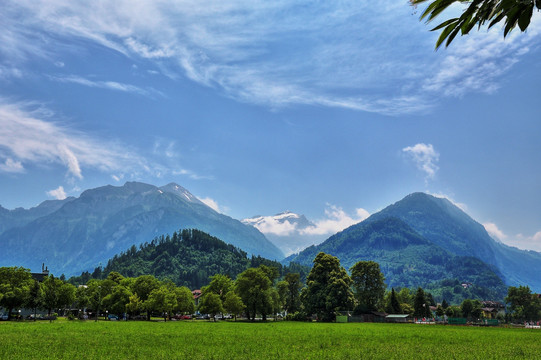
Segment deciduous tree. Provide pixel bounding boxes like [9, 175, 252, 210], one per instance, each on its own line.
[350, 261, 386, 313]
[235, 267, 273, 321]
[301, 252, 353, 322]
[223, 291, 245, 321]
[198, 292, 224, 321]
[0, 267, 32, 320]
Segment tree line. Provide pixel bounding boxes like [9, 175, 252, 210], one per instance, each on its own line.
[1, 251, 540, 322]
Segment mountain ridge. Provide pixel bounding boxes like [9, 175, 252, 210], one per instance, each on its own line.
[365, 192, 541, 290]
[0, 181, 283, 276]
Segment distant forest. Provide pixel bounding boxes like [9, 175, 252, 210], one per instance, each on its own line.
[69, 229, 309, 289]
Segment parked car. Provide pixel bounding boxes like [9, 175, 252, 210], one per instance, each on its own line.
[0, 313, 7, 321]
[173, 314, 192, 320]
[108, 314, 119, 321]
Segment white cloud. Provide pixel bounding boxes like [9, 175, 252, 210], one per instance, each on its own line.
[403, 143, 440, 180]
[0, 99, 158, 180]
[428, 192, 468, 212]
[422, 15, 541, 97]
[46, 185, 67, 200]
[503, 231, 541, 253]
[483, 222, 507, 242]
[3, 1, 538, 115]
[199, 197, 223, 213]
[483, 221, 541, 252]
[0, 157, 25, 173]
[48, 75, 164, 98]
[251, 216, 298, 237]
[301, 205, 370, 236]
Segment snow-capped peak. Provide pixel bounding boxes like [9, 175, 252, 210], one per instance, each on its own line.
[242, 211, 312, 229]
[159, 183, 201, 204]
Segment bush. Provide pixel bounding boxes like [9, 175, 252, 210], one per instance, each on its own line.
[286, 312, 310, 322]
[67, 313, 76, 321]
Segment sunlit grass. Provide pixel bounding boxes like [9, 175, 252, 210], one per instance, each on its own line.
[0, 320, 540, 359]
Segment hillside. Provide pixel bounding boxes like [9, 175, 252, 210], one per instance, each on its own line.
[366, 193, 541, 291]
[286, 216, 507, 302]
[0, 182, 283, 276]
[69, 229, 309, 289]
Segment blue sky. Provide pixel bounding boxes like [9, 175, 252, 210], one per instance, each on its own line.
[1, 1, 541, 252]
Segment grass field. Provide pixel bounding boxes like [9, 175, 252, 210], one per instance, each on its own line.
[1, 320, 540, 359]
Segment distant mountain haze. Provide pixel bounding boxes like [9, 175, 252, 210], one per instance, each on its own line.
[0, 182, 283, 276]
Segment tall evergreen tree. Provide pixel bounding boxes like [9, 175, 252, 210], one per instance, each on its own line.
[389, 288, 402, 314]
[413, 287, 431, 318]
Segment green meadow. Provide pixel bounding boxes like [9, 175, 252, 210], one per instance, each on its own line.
[1, 320, 540, 359]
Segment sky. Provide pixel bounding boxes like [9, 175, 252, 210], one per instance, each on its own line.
[1, 1, 541, 253]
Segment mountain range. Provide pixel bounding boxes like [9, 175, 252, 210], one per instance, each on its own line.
[2, 182, 541, 298]
[286, 192, 541, 295]
[0, 182, 283, 276]
[242, 211, 328, 256]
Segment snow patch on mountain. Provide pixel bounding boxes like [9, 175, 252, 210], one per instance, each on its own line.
[243, 206, 370, 256]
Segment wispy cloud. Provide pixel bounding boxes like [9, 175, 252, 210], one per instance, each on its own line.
[2, 1, 538, 115]
[48, 75, 164, 98]
[403, 143, 439, 180]
[0, 98, 203, 181]
[484, 222, 541, 253]
[0, 99, 142, 178]
[0, 158, 25, 173]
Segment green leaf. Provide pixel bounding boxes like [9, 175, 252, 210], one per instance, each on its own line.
[517, 4, 534, 32]
[445, 25, 462, 47]
[503, 5, 523, 37]
[428, 0, 460, 21]
[488, 12, 506, 29]
[431, 18, 460, 31]
[435, 21, 460, 49]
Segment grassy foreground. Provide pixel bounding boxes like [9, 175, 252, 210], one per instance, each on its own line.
[1, 320, 540, 359]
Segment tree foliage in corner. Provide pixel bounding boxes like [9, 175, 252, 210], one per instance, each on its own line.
[411, 0, 540, 48]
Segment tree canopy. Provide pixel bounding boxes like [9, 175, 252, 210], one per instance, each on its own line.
[301, 252, 353, 322]
[350, 261, 386, 313]
[411, 0, 540, 48]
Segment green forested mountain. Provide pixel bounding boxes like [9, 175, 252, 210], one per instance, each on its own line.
[69, 229, 309, 289]
[366, 193, 541, 291]
[0, 182, 283, 276]
[287, 217, 507, 302]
